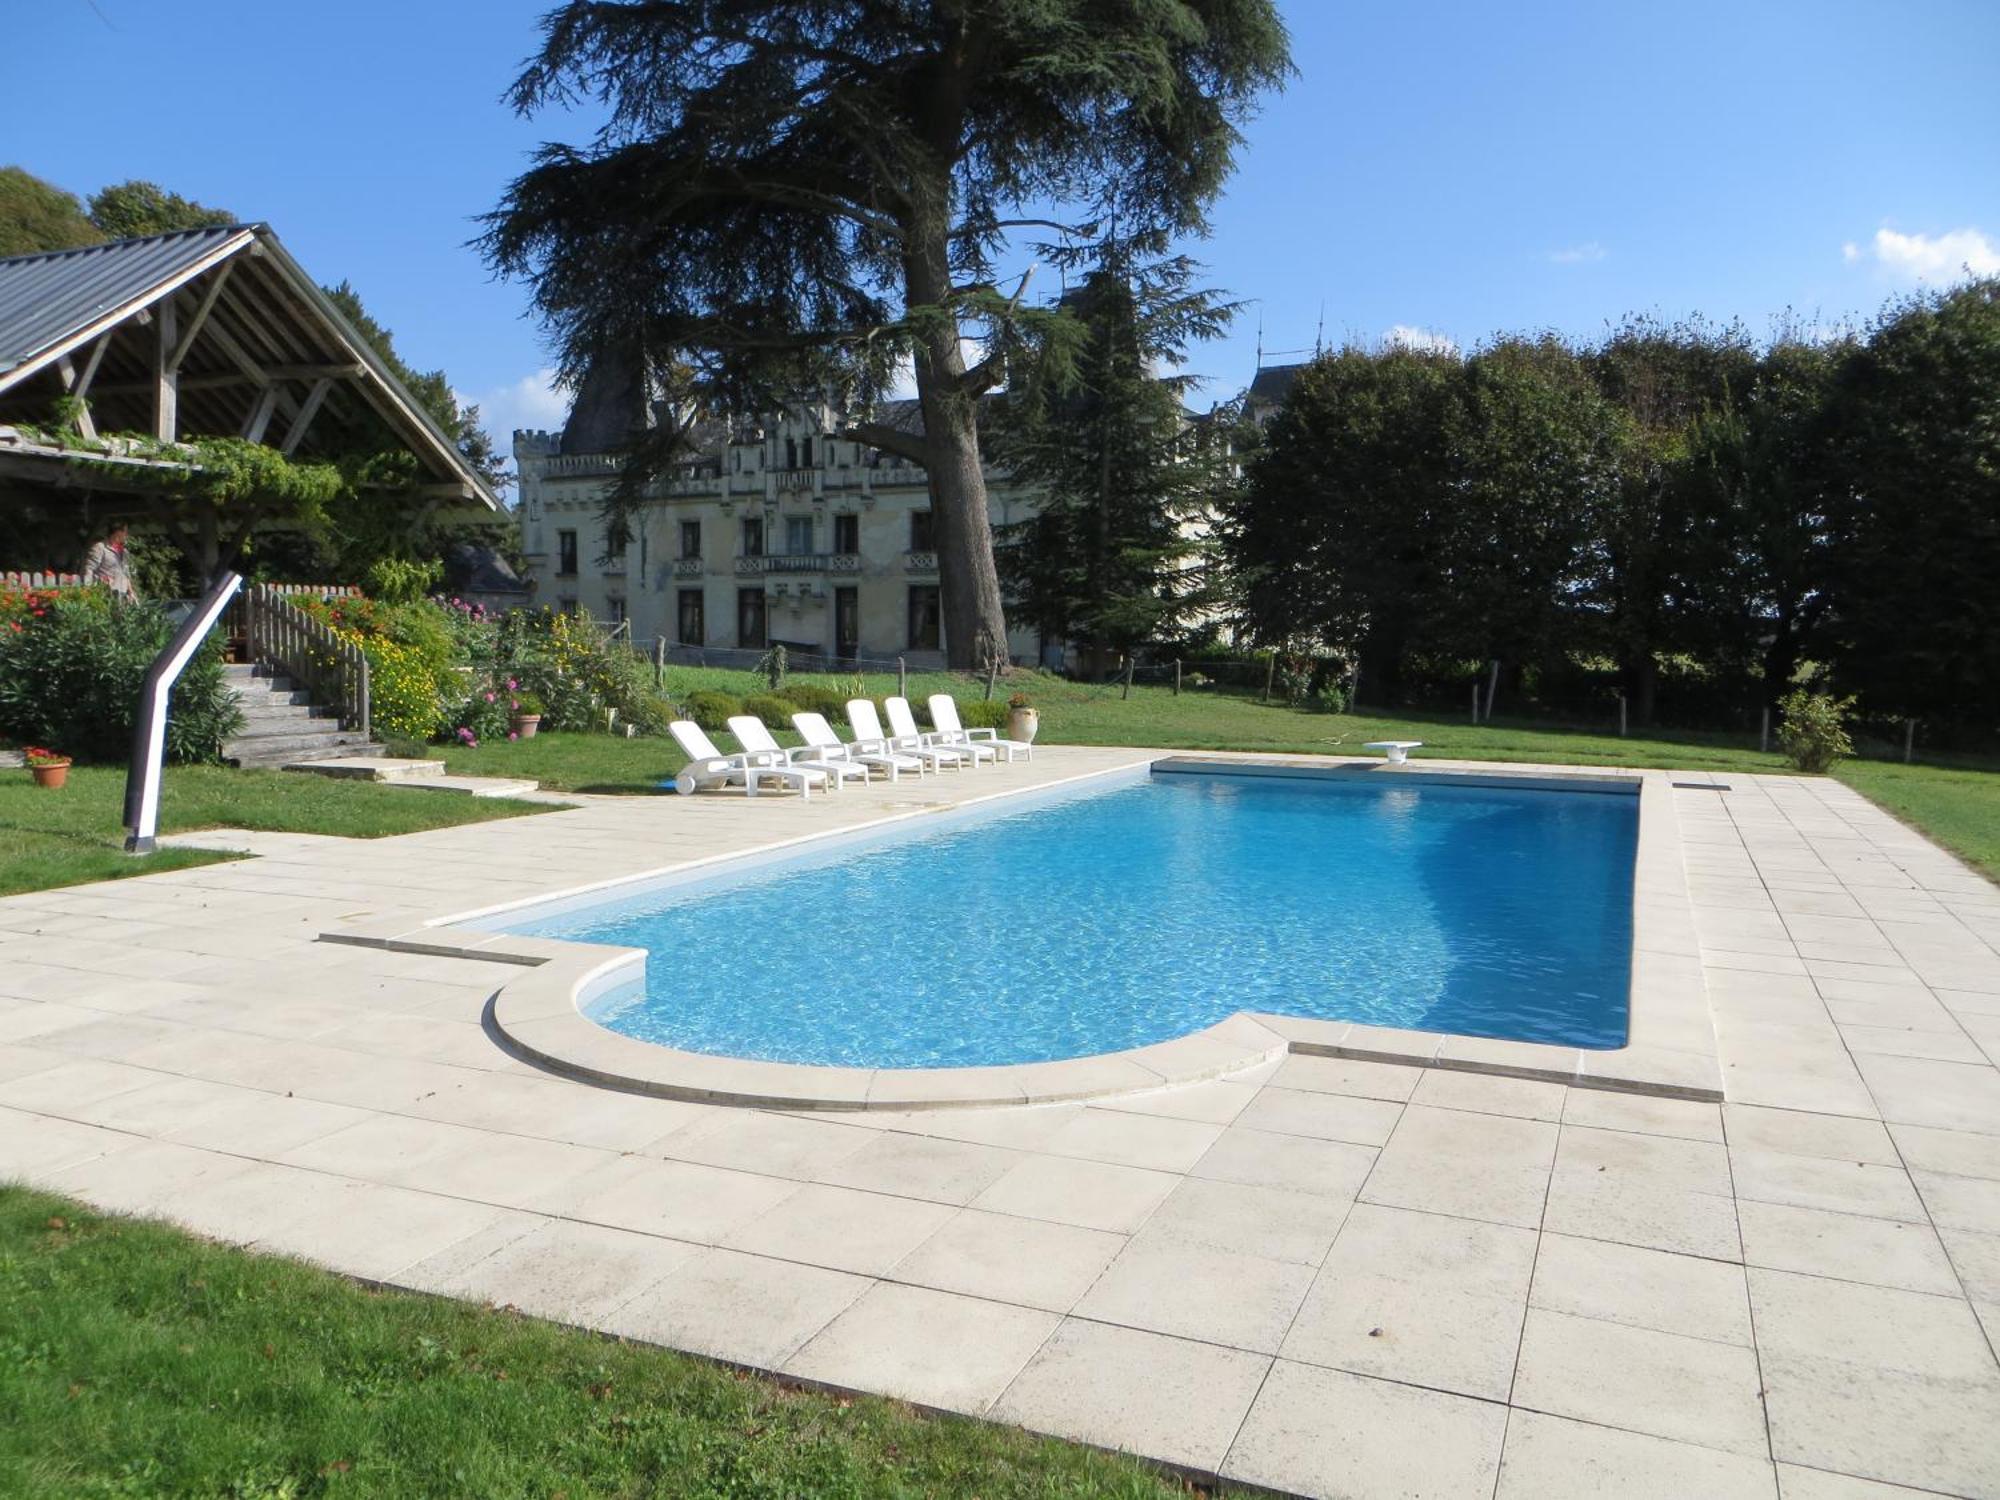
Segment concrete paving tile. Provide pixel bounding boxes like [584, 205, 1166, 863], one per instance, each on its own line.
[1940, 1227, 2000, 1302]
[1853, 1053, 2000, 1134]
[163, 1092, 374, 1156]
[1839, 1024, 1989, 1064]
[1731, 1148, 1928, 1223]
[1092, 1077, 1260, 1125]
[1133, 1175, 1352, 1266]
[1189, 1123, 1377, 1200]
[1282, 1202, 1536, 1401]
[1360, 1104, 1557, 1229]
[250, 1180, 532, 1282]
[1034, 1107, 1224, 1173]
[889, 1208, 1125, 1313]
[1912, 1168, 2000, 1234]
[1545, 1124, 1740, 1259]
[1738, 1199, 1960, 1296]
[0, 1106, 139, 1180]
[645, 1108, 874, 1180]
[62, 1076, 261, 1135]
[1889, 1122, 2000, 1180]
[1513, 1307, 1769, 1457]
[276, 1114, 482, 1182]
[1074, 1239, 1313, 1353]
[816, 1130, 1024, 1205]
[1224, 1359, 1507, 1500]
[0, 1058, 167, 1115]
[601, 1246, 872, 1370]
[1269, 1053, 1422, 1101]
[164, 1159, 354, 1246]
[1531, 1230, 1753, 1344]
[0, 1043, 72, 1084]
[786, 1282, 1059, 1416]
[550, 1155, 799, 1243]
[993, 1318, 1269, 1473]
[1231, 1084, 1404, 1146]
[1410, 1067, 1566, 1121]
[405, 1218, 695, 1322]
[1497, 1409, 1779, 1499]
[722, 1183, 955, 1276]
[969, 1153, 1180, 1234]
[1724, 1104, 1900, 1164]
[396, 1133, 623, 1212]
[1775, 1464, 1949, 1498]
[1561, 1087, 1723, 1142]
[49, 1139, 259, 1217]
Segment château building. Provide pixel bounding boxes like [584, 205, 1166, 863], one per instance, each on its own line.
[514, 398, 1047, 668]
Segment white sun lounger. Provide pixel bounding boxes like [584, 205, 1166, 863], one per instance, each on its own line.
[927, 693, 1032, 763]
[728, 715, 868, 791]
[793, 711, 922, 782]
[885, 695, 980, 768]
[900, 694, 998, 765]
[850, 697, 967, 772]
[668, 719, 825, 798]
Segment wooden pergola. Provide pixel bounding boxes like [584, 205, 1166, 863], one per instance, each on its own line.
[0, 224, 500, 572]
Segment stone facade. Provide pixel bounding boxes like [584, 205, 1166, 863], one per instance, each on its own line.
[513, 404, 1046, 668]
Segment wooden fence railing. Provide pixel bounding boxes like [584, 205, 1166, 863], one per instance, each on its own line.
[0, 570, 83, 590]
[241, 582, 370, 739]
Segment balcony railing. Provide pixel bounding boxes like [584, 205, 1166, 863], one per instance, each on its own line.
[828, 552, 862, 573]
[763, 554, 828, 574]
[905, 550, 938, 573]
[672, 557, 703, 577]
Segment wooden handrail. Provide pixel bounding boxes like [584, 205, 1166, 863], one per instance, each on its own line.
[242, 582, 370, 739]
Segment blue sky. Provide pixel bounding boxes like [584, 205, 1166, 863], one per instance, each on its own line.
[6, 0, 1996, 458]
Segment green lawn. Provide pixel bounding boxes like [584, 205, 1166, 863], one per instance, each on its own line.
[0, 1186, 1211, 1500]
[437, 671, 2000, 882]
[0, 764, 551, 897]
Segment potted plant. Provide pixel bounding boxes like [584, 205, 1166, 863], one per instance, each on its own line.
[23, 746, 71, 789]
[507, 684, 545, 739]
[1006, 691, 1039, 745]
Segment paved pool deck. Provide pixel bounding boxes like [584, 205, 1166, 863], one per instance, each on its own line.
[2, 747, 1998, 1499]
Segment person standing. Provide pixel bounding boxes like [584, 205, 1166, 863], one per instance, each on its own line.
[81, 521, 137, 600]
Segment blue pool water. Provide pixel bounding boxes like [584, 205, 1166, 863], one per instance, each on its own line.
[494, 768, 1637, 1068]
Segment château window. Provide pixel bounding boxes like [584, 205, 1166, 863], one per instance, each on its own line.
[833, 513, 859, 553]
[680, 520, 701, 559]
[909, 509, 935, 551]
[785, 515, 814, 554]
[907, 585, 941, 650]
[556, 529, 578, 575]
[741, 516, 764, 557]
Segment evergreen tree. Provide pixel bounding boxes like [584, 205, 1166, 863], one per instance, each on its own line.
[995, 256, 1238, 673]
[85, 180, 233, 239]
[0, 166, 100, 255]
[481, 0, 1289, 667]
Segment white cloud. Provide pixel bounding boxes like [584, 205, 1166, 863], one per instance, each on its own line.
[1383, 324, 1459, 356]
[458, 367, 570, 452]
[1843, 226, 2000, 283]
[1548, 241, 1608, 265]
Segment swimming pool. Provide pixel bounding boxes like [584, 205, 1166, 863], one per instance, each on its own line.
[490, 765, 1637, 1068]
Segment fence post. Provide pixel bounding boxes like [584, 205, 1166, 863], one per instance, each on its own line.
[1760, 706, 1770, 753]
[1261, 653, 1276, 704]
[654, 635, 666, 689]
[1617, 693, 1628, 738]
[1904, 718, 1916, 764]
[984, 654, 999, 700]
[897, 656, 907, 700]
[1471, 683, 1480, 723]
[1121, 655, 1136, 701]
[1483, 659, 1500, 722]
[1174, 658, 1182, 697]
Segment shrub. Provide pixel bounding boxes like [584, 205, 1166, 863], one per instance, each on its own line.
[779, 681, 846, 719]
[754, 643, 788, 691]
[1776, 689, 1855, 773]
[497, 608, 669, 736]
[684, 690, 742, 731]
[451, 684, 510, 748]
[0, 588, 241, 762]
[741, 693, 796, 731]
[1313, 681, 1349, 714]
[365, 557, 443, 605]
[960, 699, 1010, 730]
[357, 633, 451, 742]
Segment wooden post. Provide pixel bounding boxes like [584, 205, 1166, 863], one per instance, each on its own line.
[152, 297, 178, 442]
[1483, 659, 1500, 722]
[1174, 658, 1183, 697]
[1121, 655, 1136, 701]
[897, 656, 907, 700]
[1760, 706, 1770, 753]
[1904, 718, 1916, 764]
[1261, 653, 1276, 704]
[984, 654, 999, 700]
[1617, 693, 1628, 738]
[653, 635, 666, 689]
[1471, 683, 1480, 723]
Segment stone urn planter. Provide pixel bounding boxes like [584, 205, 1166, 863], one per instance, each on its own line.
[27, 755, 71, 789]
[509, 714, 543, 740]
[1007, 706, 1039, 744]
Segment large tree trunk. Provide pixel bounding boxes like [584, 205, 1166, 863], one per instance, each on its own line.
[904, 230, 1009, 670]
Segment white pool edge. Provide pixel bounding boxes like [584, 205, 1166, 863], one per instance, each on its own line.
[319, 755, 1722, 1109]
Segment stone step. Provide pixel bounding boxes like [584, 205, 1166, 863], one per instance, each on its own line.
[231, 737, 386, 770]
[281, 756, 450, 782]
[381, 774, 540, 799]
[226, 717, 352, 742]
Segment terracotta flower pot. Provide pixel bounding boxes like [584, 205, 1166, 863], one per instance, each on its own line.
[509, 714, 542, 740]
[29, 760, 70, 789]
[1007, 707, 1039, 744]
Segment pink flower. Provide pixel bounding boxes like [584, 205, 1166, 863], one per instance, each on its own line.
[484, 691, 495, 702]
[510, 699, 519, 711]
[506, 678, 518, 691]
[508, 731, 518, 741]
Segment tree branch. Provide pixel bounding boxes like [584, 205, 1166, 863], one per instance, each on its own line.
[838, 419, 928, 466]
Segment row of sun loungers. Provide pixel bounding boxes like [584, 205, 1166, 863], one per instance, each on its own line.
[668, 695, 1034, 798]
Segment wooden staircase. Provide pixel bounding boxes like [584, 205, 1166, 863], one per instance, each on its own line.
[222, 664, 385, 768]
